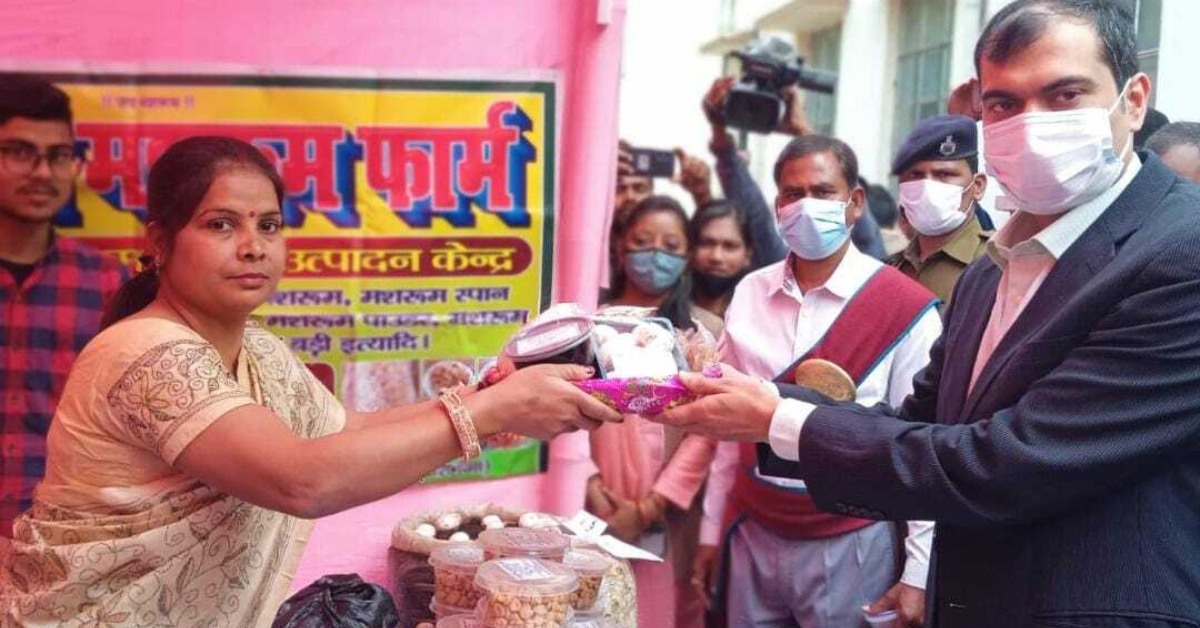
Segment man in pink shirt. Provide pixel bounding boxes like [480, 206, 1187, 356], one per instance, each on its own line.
[652, 1, 1200, 626]
[693, 134, 941, 627]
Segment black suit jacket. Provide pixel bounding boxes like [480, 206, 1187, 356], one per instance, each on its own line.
[760, 154, 1200, 628]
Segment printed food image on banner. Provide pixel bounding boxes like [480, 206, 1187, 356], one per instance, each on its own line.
[46, 71, 556, 483]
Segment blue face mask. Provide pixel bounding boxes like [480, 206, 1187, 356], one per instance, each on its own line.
[624, 249, 687, 295]
[775, 197, 851, 260]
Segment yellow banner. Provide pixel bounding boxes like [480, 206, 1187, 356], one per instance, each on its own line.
[53, 73, 557, 481]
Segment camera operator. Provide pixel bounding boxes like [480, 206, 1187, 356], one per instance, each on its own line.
[702, 77, 887, 265]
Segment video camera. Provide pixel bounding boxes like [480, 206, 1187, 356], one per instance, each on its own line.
[723, 35, 838, 133]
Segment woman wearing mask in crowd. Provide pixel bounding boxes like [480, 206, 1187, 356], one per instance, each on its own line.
[1, 137, 621, 627]
[603, 195, 721, 335]
[688, 201, 752, 319]
[588, 195, 717, 627]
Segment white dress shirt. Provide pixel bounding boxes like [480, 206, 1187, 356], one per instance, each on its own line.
[701, 245, 942, 588]
[970, 155, 1143, 390]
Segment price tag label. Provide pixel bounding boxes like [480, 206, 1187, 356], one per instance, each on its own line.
[563, 510, 608, 539]
[496, 558, 555, 581]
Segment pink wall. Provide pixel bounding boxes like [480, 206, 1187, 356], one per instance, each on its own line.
[0, 0, 625, 590]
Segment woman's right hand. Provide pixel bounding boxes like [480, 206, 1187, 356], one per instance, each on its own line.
[468, 363, 622, 440]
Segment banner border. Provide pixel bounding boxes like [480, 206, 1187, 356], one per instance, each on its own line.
[32, 70, 559, 312]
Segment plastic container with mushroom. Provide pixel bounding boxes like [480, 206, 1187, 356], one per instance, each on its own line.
[562, 549, 614, 613]
[474, 558, 579, 628]
[430, 543, 487, 610]
[478, 527, 570, 563]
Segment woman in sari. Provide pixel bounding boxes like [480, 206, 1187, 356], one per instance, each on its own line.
[0, 136, 620, 627]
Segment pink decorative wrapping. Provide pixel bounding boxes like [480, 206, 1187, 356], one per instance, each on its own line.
[577, 376, 694, 415]
[576, 365, 722, 415]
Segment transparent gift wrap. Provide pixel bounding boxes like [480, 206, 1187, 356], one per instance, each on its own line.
[502, 306, 719, 415]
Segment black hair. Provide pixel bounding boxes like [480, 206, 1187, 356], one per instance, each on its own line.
[773, 135, 860, 189]
[861, 179, 899, 228]
[0, 73, 73, 127]
[1146, 121, 1200, 156]
[1136, 108, 1172, 150]
[688, 200, 752, 253]
[101, 136, 286, 329]
[975, 0, 1137, 90]
[609, 195, 696, 332]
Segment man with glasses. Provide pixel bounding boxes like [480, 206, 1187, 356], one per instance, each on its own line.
[0, 74, 127, 538]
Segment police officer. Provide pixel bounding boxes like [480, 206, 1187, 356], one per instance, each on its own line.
[887, 115, 993, 308]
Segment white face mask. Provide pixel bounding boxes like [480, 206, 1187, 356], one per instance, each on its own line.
[775, 197, 851, 260]
[983, 81, 1133, 215]
[898, 179, 971, 236]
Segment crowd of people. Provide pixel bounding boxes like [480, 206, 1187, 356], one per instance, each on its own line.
[591, 1, 1200, 628]
[3, 0, 1200, 626]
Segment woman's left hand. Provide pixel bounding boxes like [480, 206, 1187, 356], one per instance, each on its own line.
[586, 474, 615, 517]
[600, 487, 648, 543]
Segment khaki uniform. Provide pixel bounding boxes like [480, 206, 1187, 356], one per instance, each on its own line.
[887, 215, 991, 309]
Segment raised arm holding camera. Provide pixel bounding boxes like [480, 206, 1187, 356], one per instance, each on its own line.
[703, 45, 888, 266]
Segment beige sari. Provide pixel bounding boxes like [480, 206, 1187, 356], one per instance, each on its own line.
[1, 318, 345, 627]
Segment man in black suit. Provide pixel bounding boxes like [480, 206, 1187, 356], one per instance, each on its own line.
[651, 1, 1200, 626]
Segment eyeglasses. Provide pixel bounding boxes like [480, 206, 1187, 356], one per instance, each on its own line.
[0, 141, 81, 176]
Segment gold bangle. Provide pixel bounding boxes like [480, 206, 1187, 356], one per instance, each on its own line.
[438, 386, 481, 460]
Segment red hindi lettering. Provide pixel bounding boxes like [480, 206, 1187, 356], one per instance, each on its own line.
[457, 101, 518, 210]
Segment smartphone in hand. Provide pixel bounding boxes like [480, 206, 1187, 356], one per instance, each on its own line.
[628, 147, 676, 178]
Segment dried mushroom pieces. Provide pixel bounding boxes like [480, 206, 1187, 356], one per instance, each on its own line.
[517, 512, 559, 529]
[433, 569, 480, 609]
[474, 558, 579, 628]
[393, 505, 532, 555]
[568, 574, 603, 612]
[562, 550, 614, 611]
[436, 513, 465, 531]
[430, 544, 486, 609]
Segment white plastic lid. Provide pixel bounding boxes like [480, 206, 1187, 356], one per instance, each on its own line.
[430, 542, 485, 573]
[504, 316, 593, 361]
[478, 527, 569, 559]
[562, 549, 614, 576]
[474, 558, 579, 596]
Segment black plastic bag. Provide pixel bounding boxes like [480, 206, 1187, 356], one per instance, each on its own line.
[273, 573, 400, 628]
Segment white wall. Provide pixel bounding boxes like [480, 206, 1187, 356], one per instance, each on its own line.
[618, 0, 726, 211]
[832, 0, 893, 183]
[1154, 0, 1200, 121]
[950, 0, 987, 84]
